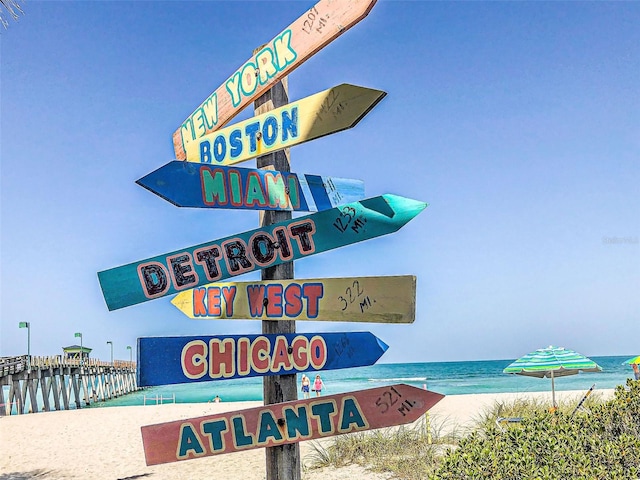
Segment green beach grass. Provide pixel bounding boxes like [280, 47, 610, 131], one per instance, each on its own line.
[304, 380, 640, 479]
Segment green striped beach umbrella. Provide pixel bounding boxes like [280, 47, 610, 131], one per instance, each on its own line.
[623, 355, 640, 365]
[503, 345, 602, 407]
[623, 356, 640, 380]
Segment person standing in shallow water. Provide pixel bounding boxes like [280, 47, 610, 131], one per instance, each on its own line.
[300, 374, 311, 399]
[313, 374, 325, 397]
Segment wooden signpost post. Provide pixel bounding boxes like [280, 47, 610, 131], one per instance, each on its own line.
[172, 1, 378, 160]
[254, 77, 299, 479]
[97, 195, 427, 311]
[136, 332, 389, 387]
[170, 275, 417, 324]
[141, 384, 444, 466]
[179, 84, 386, 166]
[136, 161, 365, 211]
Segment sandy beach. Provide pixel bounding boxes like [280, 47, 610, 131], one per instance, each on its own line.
[0, 389, 614, 480]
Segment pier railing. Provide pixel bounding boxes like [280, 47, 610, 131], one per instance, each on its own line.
[0, 355, 139, 416]
[143, 393, 176, 405]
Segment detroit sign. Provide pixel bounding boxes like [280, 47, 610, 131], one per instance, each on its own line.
[97, 195, 427, 311]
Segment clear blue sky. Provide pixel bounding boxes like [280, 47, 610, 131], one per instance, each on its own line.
[1, 1, 638, 364]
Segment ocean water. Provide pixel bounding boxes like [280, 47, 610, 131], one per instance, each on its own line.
[95, 355, 636, 407]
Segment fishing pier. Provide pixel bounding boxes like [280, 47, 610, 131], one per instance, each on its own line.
[0, 355, 139, 415]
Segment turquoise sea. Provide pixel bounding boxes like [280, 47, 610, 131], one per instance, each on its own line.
[96, 355, 636, 407]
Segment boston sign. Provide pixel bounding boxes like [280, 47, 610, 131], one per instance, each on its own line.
[182, 84, 386, 166]
[98, 194, 427, 311]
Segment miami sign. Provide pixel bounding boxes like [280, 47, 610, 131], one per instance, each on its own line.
[136, 162, 365, 212]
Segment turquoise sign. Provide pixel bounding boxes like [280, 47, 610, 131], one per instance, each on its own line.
[97, 194, 427, 311]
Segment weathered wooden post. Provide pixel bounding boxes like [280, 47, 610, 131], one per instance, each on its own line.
[254, 74, 300, 480]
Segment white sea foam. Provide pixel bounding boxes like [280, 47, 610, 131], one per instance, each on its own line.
[367, 377, 428, 382]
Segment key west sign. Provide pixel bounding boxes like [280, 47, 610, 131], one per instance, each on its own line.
[171, 275, 417, 324]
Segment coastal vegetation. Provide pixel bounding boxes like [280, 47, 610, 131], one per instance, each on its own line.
[305, 380, 640, 479]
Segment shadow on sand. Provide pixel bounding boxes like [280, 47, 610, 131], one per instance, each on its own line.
[0, 471, 153, 480]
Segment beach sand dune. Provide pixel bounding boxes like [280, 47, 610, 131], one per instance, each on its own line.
[0, 390, 613, 480]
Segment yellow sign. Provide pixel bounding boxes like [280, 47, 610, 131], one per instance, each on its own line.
[183, 84, 385, 166]
[171, 275, 416, 323]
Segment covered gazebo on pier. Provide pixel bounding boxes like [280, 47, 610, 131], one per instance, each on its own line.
[62, 345, 92, 361]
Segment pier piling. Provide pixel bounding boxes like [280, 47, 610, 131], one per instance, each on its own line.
[0, 355, 139, 415]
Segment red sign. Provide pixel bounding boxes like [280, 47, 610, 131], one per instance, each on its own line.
[141, 384, 444, 465]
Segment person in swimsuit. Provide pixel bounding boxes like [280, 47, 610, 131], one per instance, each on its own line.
[301, 374, 310, 399]
[313, 374, 324, 397]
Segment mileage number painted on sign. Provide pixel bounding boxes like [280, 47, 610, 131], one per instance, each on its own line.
[171, 275, 417, 324]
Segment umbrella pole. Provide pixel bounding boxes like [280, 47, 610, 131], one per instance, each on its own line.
[551, 370, 556, 408]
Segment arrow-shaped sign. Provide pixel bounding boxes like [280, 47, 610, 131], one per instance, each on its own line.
[172, 0, 378, 160]
[97, 194, 427, 311]
[137, 332, 388, 387]
[136, 161, 365, 212]
[181, 84, 386, 165]
[141, 384, 444, 465]
[171, 275, 416, 324]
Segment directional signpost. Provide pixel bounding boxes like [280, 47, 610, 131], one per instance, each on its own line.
[137, 332, 388, 387]
[98, 195, 427, 311]
[141, 384, 444, 465]
[180, 84, 386, 165]
[94, 1, 435, 478]
[171, 275, 417, 324]
[172, 0, 378, 160]
[136, 162, 365, 212]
